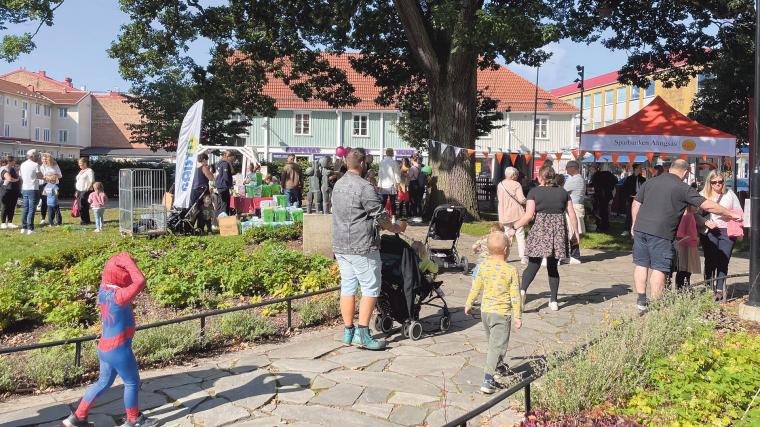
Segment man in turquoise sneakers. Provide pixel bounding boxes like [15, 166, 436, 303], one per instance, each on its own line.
[332, 148, 407, 350]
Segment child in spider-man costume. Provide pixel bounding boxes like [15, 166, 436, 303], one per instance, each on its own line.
[64, 252, 157, 427]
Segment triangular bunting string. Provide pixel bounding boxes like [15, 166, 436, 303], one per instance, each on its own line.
[628, 153, 636, 164]
[660, 152, 668, 160]
[482, 150, 489, 158]
[646, 152, 654, 163]
[440, 143, 449, 154]
[509, 153, 518, 165]
[593, 151, 603, 160]
[523, 153, 532, 164]
[679, 153, 689, 160]
[571, 149, 579, 159]
[466, 149, 476, 157]
[555, 152, 563, 161]
[540, 153, 548, 161]
[453, 147, 462, 158]
[611, 153, 619, 163]
[496, 152, 504, 163]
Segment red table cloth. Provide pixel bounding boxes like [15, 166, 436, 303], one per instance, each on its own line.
[230, 196, 273, 214]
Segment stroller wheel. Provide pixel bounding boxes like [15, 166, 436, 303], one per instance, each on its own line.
[401, 322, 410, 338]
[380, 315, 394, 334]
[409, 321, 424, 341]
[440, 315, 451, 332]
[461, 256, 469, 275]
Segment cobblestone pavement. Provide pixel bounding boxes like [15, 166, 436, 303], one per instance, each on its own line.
[0, 226, 750, 427]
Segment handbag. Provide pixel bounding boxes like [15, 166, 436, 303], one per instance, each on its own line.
[71, 193, 80, 218]
[727, 210, 744, 240]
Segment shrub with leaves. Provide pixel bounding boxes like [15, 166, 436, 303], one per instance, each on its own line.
[132, 322, 201, 364]
[23, 327, 97, 389]
[213, 311, 277, 342]
[0, 356, 14, 393]
[244, 222, 302, 244]
[297, 294, 340, 327]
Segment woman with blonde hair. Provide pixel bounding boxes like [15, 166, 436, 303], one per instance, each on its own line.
[696, 169, 743, 301]
[39, 153, 62, 226]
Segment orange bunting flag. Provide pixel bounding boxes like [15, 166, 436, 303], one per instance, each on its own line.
[660, 152, 668, 160]
[611, 153, 619, 163]
[496, 152, 504, 163]
[627, 153, 636, 164]
[510, 153, 518, 165]
[679, 153, 689, 160]
[593, 151, 603, 160]
[701, 154, 708, 162]
[581, 150, 587, 159]
[648, 167, 655, 176]
[613, 162, 621, 168]
[466, 149, 476, 157]
[523, 153, 532, 164]
[482, 150, 489, 158]
[571, 149, 579, 159]
[555, 152, 563, 161]
[540, 153, 548, 161]
[646, 152, 654, 163]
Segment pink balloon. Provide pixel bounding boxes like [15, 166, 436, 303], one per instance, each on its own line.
[335, 146, 345, 157]
[344, 147, 351, 157]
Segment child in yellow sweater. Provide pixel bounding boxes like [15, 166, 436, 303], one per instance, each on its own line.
[465, 232, 522, 394]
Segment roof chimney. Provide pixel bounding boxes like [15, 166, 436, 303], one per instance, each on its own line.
[38, 69, 46, 77]
[26, 84, 35, 92]
[64, 77, 73, 87]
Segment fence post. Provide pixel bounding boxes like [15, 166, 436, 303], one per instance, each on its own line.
[200, 316, 206, 340]
[524, 383, 531, 414]
[287, 300, 292, 329]
[74, 342, 82, 368]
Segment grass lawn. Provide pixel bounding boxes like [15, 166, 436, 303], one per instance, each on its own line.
[0, 207, 237, 263]
[461, 212, 634, 251]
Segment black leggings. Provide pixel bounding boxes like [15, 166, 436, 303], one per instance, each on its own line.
[1, 191, 18, 223]
[521, 257, 560, 302]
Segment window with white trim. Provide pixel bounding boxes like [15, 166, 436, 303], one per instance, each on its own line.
[22, 102, 28, 110]
[644, 80, 655, 97]
[593, 92, 602, 107]
[617, 86, 626, 103]
[59, 107, 68, 118]
[583, 95, 591, 110]
[630, 86, 640, 100]
[294, 112, 310, 135]
[534, 116, 549, 139]
[58, 129, 68, 143]
[43, 129, 50, 142]
[34, 127, 40, 141]
[13, 99, 17, 107]
[35, 103, 41, 115]
[352, 114, 369, 137]
[44, 105, 51, 116]
[21, 109, 27, 127]
[605, 90, 614, 105]
[3, 124, 9, 137]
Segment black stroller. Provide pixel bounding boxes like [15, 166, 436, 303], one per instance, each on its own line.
[426, 205, 468, 274]
[167, 186, 208, 235]
[374, 234, 450, 340]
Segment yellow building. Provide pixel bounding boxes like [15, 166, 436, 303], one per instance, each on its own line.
[550, 69, 707, 137]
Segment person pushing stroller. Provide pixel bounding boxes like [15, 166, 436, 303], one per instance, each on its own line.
[464, 232, 522, 394]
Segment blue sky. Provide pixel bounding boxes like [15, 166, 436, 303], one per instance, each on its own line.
[1, 0, 630, 93]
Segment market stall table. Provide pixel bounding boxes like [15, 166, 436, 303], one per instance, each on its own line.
[230, 196, 273, 214]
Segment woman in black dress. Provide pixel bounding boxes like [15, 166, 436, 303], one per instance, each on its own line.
[507, 167, 580, 311]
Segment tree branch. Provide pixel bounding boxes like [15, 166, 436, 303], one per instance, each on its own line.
[394, 0, 439, 83]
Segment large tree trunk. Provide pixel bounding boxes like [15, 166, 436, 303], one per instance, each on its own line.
[427, 60, 479, 219]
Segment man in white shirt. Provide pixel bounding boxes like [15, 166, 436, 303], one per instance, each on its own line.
[563, 160, 586, 264]
[19, 149, 43, 234]
[378, 148, 401, 217]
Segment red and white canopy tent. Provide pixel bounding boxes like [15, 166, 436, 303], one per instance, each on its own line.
[581, 96, 736, 158]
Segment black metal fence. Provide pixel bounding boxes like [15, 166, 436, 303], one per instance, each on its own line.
[0, 286, 341, 367]
[476, 175, 496, 210]
[441, 273, 751, 427]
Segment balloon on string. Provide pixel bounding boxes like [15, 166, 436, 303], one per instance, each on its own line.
[422, 165, 433, 174]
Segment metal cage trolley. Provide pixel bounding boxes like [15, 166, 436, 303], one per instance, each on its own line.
[119, 168, 168, 236]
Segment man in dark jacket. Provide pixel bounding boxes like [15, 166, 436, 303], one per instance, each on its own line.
[621, 165, 646, 237]
[214, 151, 235, 215]
[590, 166, 617, 231]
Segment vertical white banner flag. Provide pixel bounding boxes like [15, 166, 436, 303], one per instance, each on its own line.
[173, 100, 204, 209]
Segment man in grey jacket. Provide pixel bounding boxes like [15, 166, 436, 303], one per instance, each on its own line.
[333, 148, 406, 350]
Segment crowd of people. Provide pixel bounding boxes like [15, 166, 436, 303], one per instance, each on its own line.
[0, 150, 106, 234]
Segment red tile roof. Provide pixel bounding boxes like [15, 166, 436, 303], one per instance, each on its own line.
[0, 69, 73, 91]
[0, 69, 88, 104]
[36, 89, 89, 104]
[550, 70, 620, 97]
[237, 53, 575, 112]
[0, 79, 50, 102]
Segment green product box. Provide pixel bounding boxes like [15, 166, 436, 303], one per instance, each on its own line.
[269, 184, 281, 195]
[289, 208, 304, 222]
[255, 172, 263, 186]
[261, 186, 272, 198]
[262, 207, 275, 223]
[275, 194, 287, 208]
[274, 208, 288, 222]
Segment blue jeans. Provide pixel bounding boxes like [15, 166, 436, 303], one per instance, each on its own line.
[21, 190, 39, 231]
[284, 188, 300, 208]
[93, 208, 105, 230]
[336, 251, 382, 297]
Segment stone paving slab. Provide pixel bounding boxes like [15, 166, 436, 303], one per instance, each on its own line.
[1, 225, 750, 426]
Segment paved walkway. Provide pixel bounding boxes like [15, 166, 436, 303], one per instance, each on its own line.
[0, 227, 750, 427]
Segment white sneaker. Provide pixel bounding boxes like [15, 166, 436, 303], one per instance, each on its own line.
[26, 229, 35, 235]
[7, 223, 18, 229]
[541, 258, 547, 267]
[549, 301, 559, 311]
[40, 220, 47, 226]
[568, 257, 581, 265]
[94, 229, 101, 233]
[20, 229, 26, 235]
[0, 223, 6, 229]
[620, 231, 630, 237]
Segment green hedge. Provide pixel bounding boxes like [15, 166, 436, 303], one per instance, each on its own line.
[55, 159, 173, 198]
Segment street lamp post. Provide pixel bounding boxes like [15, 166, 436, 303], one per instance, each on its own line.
[740, 0, 760, 320]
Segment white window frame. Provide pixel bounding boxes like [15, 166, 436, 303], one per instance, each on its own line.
[605, 90, 614, 105]
[58, 129, 68, 143]
[593, 92, 602, 108]
[293, 111, 311, 136]
[617, 86, 626, 103]
[21, 109, 27, 127]
[35, 103, 41, 115]
[43, 128, 51, 142]
[630, 86, 640, 100]
[34, 127, 40, 141]
[352, 114, 369, 137]
[59, 107, 68, 118]
[583, 95, 591, 110]
[534, 116, 549, 139]
[13, 99, 17, 107]
[3, 124, 9, 137]
[44, 105, 51, 117]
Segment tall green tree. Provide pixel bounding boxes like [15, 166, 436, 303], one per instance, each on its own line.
[0, 0, 64, 62]
[554, 0, 755, 145]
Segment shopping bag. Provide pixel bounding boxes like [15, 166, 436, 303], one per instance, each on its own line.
[71, 194, 80, 218]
